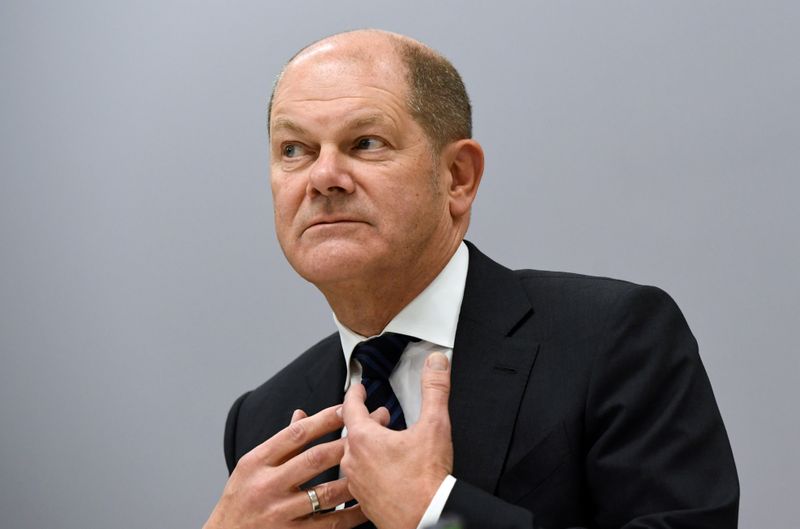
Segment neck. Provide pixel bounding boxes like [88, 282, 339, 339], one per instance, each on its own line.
[321, 238, 461, 337]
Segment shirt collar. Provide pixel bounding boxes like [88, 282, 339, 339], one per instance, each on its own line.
[333, 241, 469, 377]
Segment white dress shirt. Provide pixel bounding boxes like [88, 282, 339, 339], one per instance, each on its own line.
[333, 242, 469, 528]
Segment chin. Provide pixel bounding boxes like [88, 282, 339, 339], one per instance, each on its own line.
[286, 238, 380, 286]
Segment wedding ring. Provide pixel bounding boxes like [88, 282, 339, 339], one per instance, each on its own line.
[307, 488, 321, 514]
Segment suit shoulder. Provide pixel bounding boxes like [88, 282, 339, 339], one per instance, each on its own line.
[514, 268, 640, 289]
[230, 332, 342, 446]
[514, 268, 674, 307]
[514, 269, 667, 297]
[247, 332, 340, 397]
[224, 332, 342, 467]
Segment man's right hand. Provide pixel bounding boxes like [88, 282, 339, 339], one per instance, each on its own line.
[203, 404, 366, 529]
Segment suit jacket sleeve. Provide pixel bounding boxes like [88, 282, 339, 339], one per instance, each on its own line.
[224, 391, 250, 475]
[442, 285, 739, 528]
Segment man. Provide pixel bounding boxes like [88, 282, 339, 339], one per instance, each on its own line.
[203, 29, 739, 529]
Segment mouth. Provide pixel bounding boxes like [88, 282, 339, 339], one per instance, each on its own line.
[304, 218, 367, 232]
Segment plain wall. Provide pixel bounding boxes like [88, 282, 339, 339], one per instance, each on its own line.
[1, 1, 798, 527]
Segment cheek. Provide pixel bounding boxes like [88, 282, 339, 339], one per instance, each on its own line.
[271, 183, 304, 224]
[271, 199, 289, 233]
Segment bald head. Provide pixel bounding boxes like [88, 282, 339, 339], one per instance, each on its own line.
[268, 30, 472, 152]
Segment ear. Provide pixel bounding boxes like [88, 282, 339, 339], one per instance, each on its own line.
[442, 139, 484, 219]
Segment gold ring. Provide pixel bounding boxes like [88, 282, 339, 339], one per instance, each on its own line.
[307, 488, 321, 514]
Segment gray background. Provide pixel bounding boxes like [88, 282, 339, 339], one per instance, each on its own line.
[1, 1, 797, 527]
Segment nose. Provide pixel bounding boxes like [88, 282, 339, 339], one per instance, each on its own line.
[307, 146, 355, 197]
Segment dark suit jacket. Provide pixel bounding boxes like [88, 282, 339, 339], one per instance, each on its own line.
[223, 242, 739, 528]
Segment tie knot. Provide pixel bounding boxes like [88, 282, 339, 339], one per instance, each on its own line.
[352, 333, 419, 380]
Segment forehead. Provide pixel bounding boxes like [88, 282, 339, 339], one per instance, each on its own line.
[271, 42, 410, 128]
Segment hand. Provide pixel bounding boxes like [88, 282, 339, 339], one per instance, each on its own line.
[203, 405, 366, 529]
[341, 352, 454, 529]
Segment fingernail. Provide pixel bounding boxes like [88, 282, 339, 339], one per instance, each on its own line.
[427, 352, 448, 371]
[336, 405, 343, 417]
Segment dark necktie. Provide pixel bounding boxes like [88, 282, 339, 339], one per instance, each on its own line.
[351, 332, 419, 431]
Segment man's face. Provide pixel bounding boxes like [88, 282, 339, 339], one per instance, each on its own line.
[269, 42, 453, 288]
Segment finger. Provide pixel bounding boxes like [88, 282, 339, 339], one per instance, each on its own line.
[304, 504, 368, 529]
[252, 404, 344, 465]
[280, 409, 319, 463]
[370, 406, 390, 427]
[286, 478, 354, 519]
[419, 352, 452, 422]
[342, 383, 371, 426]
[279, 437, 346, 487]
[291, 409, 308, 424]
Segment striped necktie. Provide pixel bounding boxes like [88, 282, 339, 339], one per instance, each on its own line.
[351, 332, 419, 431]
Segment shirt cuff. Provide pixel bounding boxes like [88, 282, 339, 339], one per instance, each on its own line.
[416, 475, 457, 529]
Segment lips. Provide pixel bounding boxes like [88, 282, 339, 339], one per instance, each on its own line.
[304, 217, 367, 232]
[310, 217, 359, 226]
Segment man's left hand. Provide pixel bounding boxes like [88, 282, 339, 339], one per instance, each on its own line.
[341, 352, 454, 529]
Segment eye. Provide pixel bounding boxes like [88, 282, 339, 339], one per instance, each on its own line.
[282, 143, 308, 158]
[354, 137, 386, 150]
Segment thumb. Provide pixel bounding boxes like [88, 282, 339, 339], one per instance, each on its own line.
[419, 352, 451, 422]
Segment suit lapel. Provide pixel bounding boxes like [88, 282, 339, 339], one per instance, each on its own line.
[303, 338, 346, 415]
[449, 243, 539, 493]
[302, 339, 346, 488]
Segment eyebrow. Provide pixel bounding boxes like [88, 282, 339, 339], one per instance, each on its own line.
[271, 114, 393, 136]
[270, 118, 308, 136]
[345, 114, 390, 130]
